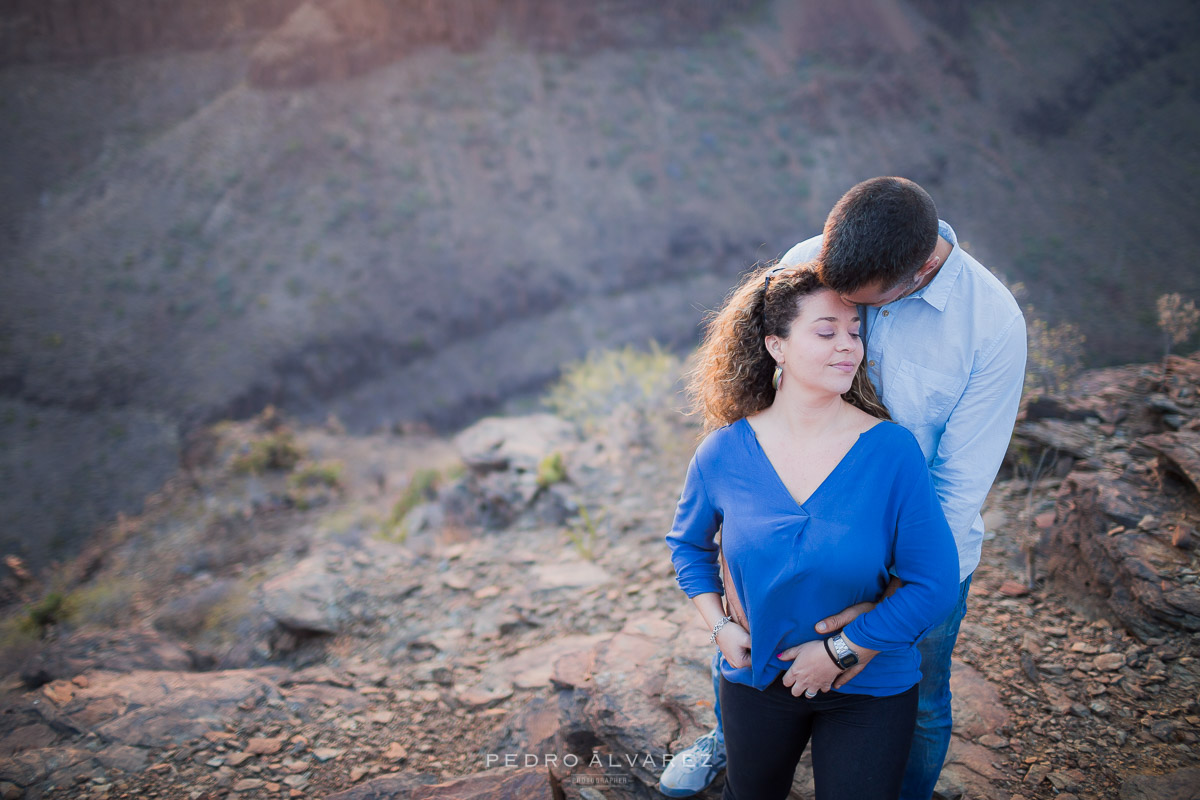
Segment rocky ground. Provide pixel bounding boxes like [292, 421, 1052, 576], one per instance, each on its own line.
[2, 356, 1200, 800]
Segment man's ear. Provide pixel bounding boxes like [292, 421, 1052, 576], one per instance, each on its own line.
[919, 251, 942, 277]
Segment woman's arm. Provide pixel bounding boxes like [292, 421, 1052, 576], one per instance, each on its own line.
[667, 447, 753, 669]
[665, 455, 724, 597]
[840, 441, 959, 655]
[692, 592, 751, 670]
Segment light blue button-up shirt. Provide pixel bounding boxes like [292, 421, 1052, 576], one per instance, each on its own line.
[782, 221, 1027, 581]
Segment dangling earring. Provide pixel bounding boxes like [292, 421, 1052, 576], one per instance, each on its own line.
[772, 365, 783, 392]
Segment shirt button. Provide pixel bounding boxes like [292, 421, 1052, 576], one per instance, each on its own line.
[882, 310, 890, 317]
[868, 360, 876, 367]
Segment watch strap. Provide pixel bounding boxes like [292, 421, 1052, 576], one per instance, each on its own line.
[822, 637, 843, 669]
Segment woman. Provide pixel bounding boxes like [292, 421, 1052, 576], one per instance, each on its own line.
[666, 264, 958, 799]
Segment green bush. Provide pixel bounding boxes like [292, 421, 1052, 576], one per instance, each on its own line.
[564, 505, 602, 560]
[536, 452, 566, 488]
[1024, 310, 1086, 399]
[15, 578, 139, 634]
[0, 617, 40, 668]
[285, 460, 344, 511]
[232, 431, 304, 474]
[289, 460, 344, 490]
[382, 468, 444, 542]
[63, 577, 138, 628]
[543, 343, 683, 433]
[1157, 292, 1199, 357]
[21, 591, 67, 633]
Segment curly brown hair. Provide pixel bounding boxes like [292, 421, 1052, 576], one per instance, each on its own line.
[687, 262, 890, 433]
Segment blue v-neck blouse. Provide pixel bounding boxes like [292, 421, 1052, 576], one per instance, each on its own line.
[667, 418, 959, 696]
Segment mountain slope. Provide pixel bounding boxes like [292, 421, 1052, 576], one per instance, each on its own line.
[2, 0, 1199, 563]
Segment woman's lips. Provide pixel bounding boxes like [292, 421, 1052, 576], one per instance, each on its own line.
[830, 361, 857, 372]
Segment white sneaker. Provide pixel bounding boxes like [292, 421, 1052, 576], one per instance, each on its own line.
[658, 729, 726, 797]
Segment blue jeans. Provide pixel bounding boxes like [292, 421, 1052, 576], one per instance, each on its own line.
[710, 651, 725, 744]
[900, 574, 972, 800]
[710, 574, 973, 799]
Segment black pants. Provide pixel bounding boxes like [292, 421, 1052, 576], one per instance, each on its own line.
[719, 674, 918, 800]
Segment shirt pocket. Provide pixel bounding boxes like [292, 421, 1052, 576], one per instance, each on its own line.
[887, 359, 964, 428]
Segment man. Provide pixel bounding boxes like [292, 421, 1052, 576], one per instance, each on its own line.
[659, 177, 1026, 799]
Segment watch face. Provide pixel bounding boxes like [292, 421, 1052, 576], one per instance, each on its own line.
[830, 634, 859, 669]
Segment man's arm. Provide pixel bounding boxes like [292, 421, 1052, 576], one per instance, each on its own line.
[929, 311, 1027, 579]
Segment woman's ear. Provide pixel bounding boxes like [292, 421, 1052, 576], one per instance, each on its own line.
[764, 335, 783, 362]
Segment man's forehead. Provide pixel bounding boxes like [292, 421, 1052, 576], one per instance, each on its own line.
[834, 293, 859, 308]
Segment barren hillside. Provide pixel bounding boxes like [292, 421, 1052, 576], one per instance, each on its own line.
[2, 0, 1200, 564]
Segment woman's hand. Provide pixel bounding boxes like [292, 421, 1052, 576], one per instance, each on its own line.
[777, 640, 843, 698]
[716, 621, 752, 669]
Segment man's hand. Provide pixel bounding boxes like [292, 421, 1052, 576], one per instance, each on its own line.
[813, 600, 876, 635]
[814, 576, 904, 634]
[810, 576, 901, 688]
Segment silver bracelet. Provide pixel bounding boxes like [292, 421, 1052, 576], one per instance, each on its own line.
[709, 615, 733, 644]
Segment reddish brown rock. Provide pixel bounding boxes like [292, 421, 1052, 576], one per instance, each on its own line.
[550, 640, 604, 689]
[482, 634, 610, 691]
[576, 618, 679, 785]
[246, 737, 284, 755]
[233, 778, 267, 792]
[61, 668, 286, 746]
[19, 628, 193, 688]
[1141, 432, 1200, 494]
[261, 556, 352, 635]
[1120, 766, 1200, 800]
[0, 722, 59, 755]
[94, 744, 149, 773]
[281, 682, 370, 718]
[382, 742, 407, 761]
[1043, 469, 1199, 639]
[938, 738, 1009, 800]
[950, 661, 1009, 739]
[0, 746, 93, 788]
[325, 768, 557, 800]
[1022, 354, 1200, 640]
[999, 580, 1031, 597]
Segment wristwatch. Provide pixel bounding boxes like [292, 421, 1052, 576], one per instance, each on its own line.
[825, 633, 860, 670]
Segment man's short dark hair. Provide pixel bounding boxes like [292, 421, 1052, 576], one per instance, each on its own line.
[817, 177, 939, 294]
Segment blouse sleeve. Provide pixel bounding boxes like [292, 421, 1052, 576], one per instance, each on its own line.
[843, 435, 959, 651]
[665, 454, 724, 598]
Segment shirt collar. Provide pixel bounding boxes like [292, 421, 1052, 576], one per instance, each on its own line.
[905, 220, 962, 313]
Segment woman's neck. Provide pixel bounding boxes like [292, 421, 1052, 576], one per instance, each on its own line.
[761, 386, 849, 437]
